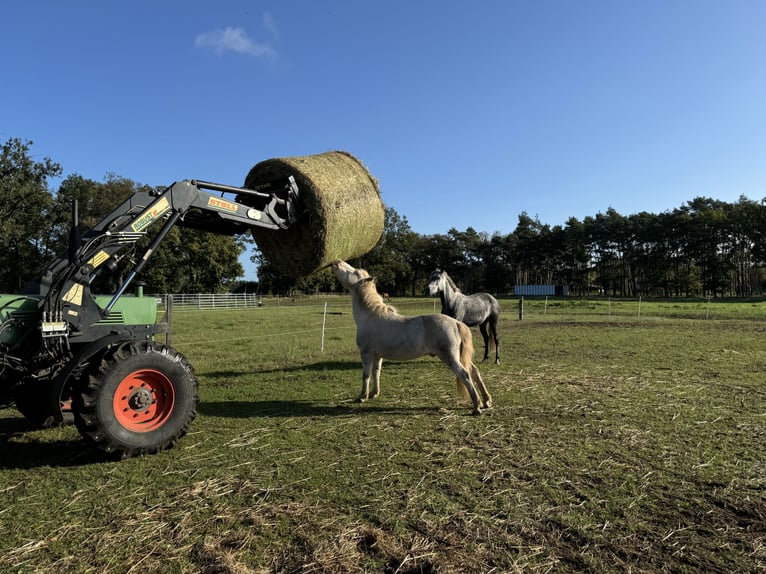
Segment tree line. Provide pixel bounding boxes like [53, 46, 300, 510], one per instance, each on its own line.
[258, 196, 766, 299]
[0, 138, 245, 294]
[3, 137, 765, 298]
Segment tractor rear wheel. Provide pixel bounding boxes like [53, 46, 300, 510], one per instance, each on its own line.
[13, 380, 74, 428]
[72, 341, 198, 459]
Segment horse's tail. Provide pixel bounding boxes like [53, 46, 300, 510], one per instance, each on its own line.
[456, 321, 474, 401]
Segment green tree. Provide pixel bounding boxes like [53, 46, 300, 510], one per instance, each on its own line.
[481, 232, 515, 294]
[362, 207, 420, 295]
[144, 227, 245, 293]
[585, 208, 629, 296]
[512, 212, 555, 286]
[51, 174, 245, 294]
[727, 196, 764, 296]
[447, 227, 488, 292]
[52, 174, 135, 294]
[0, 138, 61, 291]
[561, 217, 590, 295]
[679, 198, 732, 297]
[418, 233, 463, 276]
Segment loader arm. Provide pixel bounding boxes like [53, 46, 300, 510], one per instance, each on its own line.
[29, 177, 302, 337]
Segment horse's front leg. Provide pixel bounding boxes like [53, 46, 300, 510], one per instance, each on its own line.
[356, 353, 374, 402]
[370, 356, 383, 399]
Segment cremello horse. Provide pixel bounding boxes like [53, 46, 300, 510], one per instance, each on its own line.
[332, 260, 492, 415]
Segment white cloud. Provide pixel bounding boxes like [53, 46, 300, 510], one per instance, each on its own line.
[262, 13, 279, 41]
[194, 26, 275, 59]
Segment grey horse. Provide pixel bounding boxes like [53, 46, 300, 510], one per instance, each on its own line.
[427, 270, 501, 364]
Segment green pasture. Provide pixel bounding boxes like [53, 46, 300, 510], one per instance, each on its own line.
[1, 297, 764, 573]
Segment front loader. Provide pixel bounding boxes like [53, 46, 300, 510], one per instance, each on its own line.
[0, 176, 302, 459]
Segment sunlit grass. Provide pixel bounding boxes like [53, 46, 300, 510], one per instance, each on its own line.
[1, 297, 764, 572]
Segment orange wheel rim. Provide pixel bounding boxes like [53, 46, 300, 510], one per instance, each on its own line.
[113, 369, 175, 432]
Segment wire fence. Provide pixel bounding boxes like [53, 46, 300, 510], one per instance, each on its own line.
[514, 295, 766, 322]
[159, 294, 766, 357]
[158, 292, 766, 322]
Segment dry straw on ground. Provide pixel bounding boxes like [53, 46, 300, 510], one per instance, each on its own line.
[243, 151, 384, 277]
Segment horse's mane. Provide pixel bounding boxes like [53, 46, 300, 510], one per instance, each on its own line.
[441, 271, 462, 294]
[356, 278, 397, 317]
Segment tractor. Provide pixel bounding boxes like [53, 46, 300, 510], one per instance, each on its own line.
[0, 176, 302, 459]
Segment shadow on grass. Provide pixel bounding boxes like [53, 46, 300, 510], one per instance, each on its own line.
[203, 360, 363, 379]
[0, 417, 106, 469]
[199, 399, 441, 419]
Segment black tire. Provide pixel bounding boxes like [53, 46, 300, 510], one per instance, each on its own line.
[13, 379, 75, 428]
[1, 371, 18, 409]
[72, 341, 199, 459]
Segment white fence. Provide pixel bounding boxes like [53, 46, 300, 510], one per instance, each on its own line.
[159, 292, 346, 311]
[162, 293, 264, 310]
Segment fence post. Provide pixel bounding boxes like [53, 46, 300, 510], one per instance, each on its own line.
[321, 302, 328, 352]
[164, 294, 172, 347]
[518, 296, 524, 321]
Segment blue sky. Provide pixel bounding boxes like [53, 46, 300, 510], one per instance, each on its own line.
[3, 1, 765, 280]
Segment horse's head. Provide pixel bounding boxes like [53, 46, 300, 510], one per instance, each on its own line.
[427, 270, 445, 296]
[332, 260, 372, 291]
[332, 260, 394, 316]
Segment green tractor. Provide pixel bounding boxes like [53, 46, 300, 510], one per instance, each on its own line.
[0, 177, 301, 459]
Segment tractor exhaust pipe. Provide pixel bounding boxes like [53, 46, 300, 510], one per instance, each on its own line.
[68, 200, 81, 263]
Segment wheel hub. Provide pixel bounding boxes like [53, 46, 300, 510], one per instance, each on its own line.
[113, 367, 177, 433]
[128, 387, 154, 412]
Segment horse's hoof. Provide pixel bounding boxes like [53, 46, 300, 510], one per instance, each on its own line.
[355, 396, 367, 403]
[471, 408, 483, 416]
[483, 400, 493, 409]
[495, 359, 500, 365]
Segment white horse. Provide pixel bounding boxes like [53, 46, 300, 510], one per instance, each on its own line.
[332, 260, 492, 415]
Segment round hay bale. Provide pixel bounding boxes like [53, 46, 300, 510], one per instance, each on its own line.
[243, 151, 384, 277]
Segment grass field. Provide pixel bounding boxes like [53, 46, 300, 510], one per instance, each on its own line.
[1, 297, 765, 573]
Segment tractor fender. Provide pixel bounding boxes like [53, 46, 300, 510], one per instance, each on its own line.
[48, 334, 136, 423]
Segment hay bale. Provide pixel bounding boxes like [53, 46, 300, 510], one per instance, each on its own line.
[242, 151, 384, 277]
